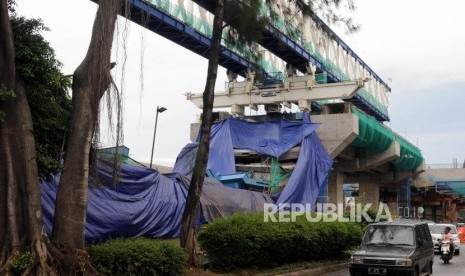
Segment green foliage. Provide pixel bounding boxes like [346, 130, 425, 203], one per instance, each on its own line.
[0, 85, 16, 122]
[88, 238, 187, 276]
[9, 251, 33, 274]
[292, 0, 359, 33]
[224, 0, 268, 45]
[7, 0, 17, 14]
[198, 213, 363, 270]
[221, 0, 271, 80]
[0, 85, 15, 100]
[11, 15, 71, 179]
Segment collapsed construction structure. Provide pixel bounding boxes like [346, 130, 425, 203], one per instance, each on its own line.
[40, 0, 427, 242]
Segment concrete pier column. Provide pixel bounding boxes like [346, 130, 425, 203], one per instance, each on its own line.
[359, 182, 380, 210]
[328, 170, 344, 206]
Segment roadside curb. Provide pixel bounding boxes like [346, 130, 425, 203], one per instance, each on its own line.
[274, 262, 348, 276]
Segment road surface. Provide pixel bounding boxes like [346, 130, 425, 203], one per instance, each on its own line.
[322, 251, 465, 275]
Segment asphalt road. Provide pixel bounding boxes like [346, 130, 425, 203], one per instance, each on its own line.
[322, 250, 465, 275]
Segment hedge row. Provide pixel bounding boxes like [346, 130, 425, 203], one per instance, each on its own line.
[198, 213, 363, 269]
[88, 238, 187, 276]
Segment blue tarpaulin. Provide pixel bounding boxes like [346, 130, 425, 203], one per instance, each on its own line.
[173, 114, 333, 206]
[41, 162, 273, 243]
[429, 175, 465, 196]
[41, 114, 332, 243]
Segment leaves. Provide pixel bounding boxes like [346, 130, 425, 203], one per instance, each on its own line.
[11, 15, 71, 179]
[0, 84, 16, 122]
[198, 213, 363, 269]
[9, 251, 33, 274]
[294, 0, 359, 33]
[88, 238, 187, 276]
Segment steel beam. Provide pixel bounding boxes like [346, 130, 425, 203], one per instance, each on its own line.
[187, 80, 364, 108]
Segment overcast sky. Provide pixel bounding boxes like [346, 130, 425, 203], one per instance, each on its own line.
[16, 0, 465, 165]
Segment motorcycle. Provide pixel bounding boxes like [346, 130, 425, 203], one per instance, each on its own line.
[439, 239, 453, 264]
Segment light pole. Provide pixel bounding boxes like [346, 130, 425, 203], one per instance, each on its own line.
[150, 106, 167, 168]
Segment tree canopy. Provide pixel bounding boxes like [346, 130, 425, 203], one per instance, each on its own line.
[11, 14, 71, 179]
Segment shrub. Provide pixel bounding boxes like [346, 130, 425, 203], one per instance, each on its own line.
[9, 251, 33, 274]
[198, 213, 363, 270]
[88, 238, 187, 276]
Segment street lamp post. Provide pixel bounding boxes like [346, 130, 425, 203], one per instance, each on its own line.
[150, 106, 167, 168]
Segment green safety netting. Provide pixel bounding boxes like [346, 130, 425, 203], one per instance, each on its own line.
[315, 72, 327, 84]
[147, 0, 283, 79]
[269, 157, 292, 193]
[392, 135, 423, 171]
[148, 0, 388, 117]
[356, 88, 389, 115]
[351, 107, 394, 153]
[351, 108, 423, 171]
[262, 2, 388, 116]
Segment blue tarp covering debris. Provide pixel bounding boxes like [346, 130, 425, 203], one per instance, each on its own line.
[173, 114, 333, 206]
[41, 162, 273, 243]
[41, 114, 332, 242]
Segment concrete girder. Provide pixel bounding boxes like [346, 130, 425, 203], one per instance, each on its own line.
[337, 146, 356, 161]
[393, 171, 414, 183]
[386, 162, 426, 183]
[366, 141, 401, 168]
[345, 164, 424, 187]
[345, 172, 395, 184]
[372, 163, 392, 174]
[334, 141, 401, 173]
[393, 163, 425, 183]
[334, 158, 363, 172]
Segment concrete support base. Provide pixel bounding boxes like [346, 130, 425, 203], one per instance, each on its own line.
[312, 113, 359, 159]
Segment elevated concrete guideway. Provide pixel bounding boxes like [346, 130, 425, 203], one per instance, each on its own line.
[93, 0, 391, 120]
[192, 0, 391, 121]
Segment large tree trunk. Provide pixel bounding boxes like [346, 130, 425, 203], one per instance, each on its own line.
[51, 0, 119, 269]
[180, 0, 225, 267]
[0, 0, 54, 274]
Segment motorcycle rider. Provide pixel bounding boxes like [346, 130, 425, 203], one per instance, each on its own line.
[443, 226, 454, 254]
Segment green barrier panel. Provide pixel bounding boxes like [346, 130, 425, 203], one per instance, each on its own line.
[270, 157, 291, 193]
[392, 135, 423, 171]
[351, 107, 394, 153]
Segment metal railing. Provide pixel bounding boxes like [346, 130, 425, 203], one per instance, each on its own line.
[426, 163, 465, 169]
